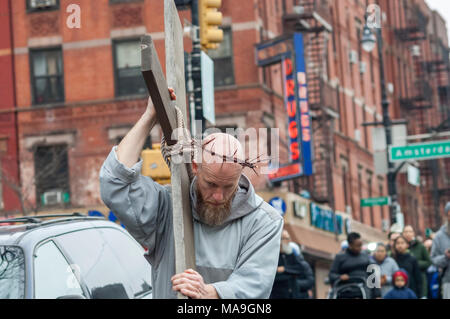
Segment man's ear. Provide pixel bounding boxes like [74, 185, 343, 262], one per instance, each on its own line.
[192, 161, 198, 175]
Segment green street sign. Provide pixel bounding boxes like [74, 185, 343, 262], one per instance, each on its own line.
[389, 140, 450, 162]
[361, 197, 391, 207]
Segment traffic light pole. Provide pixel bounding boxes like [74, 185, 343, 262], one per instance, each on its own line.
[191, 0, 205, 136]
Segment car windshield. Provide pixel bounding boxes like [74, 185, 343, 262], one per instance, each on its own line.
[0, 246, 25, 299]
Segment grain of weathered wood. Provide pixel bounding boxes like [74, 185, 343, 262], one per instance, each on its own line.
[141, 35, 177, 145]
[140, 1, 196, 300]
[164, 0, 196, 279]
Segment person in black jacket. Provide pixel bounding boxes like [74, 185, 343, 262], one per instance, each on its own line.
[270, 230, 314, 299]
[292, 244, 315, 299]
[329, 232, 380, 298]
[392, 235, 422, 298]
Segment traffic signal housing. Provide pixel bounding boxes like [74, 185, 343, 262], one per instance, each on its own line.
[199, 0, 223, 51]
[141, 144, 171, 185]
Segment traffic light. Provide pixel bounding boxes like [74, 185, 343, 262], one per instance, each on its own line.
[199, 0, 223, 51]
[141, 144, 171, 185]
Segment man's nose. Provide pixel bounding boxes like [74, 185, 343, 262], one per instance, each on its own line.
[212, 190, 224, 202]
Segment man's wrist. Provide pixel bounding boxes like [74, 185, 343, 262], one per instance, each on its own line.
[205, 284, 219, 299]
[141, 110, 153, 123]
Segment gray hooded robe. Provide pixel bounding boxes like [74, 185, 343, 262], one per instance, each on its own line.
[99, 146, 283, 298]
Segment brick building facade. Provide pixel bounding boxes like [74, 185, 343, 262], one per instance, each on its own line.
[1, 0, 449, 297]
[0, 0, 21, 215]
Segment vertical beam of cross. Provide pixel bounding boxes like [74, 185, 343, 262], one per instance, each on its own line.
[140, 0, 196, 300]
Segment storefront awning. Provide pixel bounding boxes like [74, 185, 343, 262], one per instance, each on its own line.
[285, 223, 341, 261]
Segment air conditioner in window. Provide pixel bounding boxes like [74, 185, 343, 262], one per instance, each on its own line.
[387, 82, 394, 94]
[42, 189, 64, 206]
[410, 45, 421, 57]
[381, 219, 390, 232]
[349, 50, 358, 64]
[30, 0, 57, 9]
[359, 61, 367, 74]
[345, 205, 352, 215]
[354, 129, 361, 142]
[293, 6, 305, 14]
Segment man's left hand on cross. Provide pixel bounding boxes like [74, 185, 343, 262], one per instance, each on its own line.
[171, 269, 219, 299]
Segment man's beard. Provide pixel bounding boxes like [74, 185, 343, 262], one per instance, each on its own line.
[196, 187, 237, 227]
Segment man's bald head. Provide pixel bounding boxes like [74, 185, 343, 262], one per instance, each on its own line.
[192, 133, 245, 226]
[193, 132, 245, 176]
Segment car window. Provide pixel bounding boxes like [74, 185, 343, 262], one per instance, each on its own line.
[34, 240, 84, 299]
[56, 227, 152, 299]
[0, 246, 25, 299]
[96, 228, 152, 298]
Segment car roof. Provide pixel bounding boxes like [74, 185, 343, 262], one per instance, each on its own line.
[0, 216, 126, 247]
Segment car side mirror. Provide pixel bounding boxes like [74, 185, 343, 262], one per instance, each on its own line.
[57, 294, 87, 299]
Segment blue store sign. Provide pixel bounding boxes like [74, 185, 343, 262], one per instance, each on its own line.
[310, 203, 343, 234]
[269, 197, 287, 216]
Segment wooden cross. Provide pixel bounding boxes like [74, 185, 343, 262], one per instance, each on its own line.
[141, 0, 195, 299]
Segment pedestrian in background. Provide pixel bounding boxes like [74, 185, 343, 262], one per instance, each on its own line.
[329, 232, 380, 299]
[270, 230, 314, 299]
[424, 238, 433, 254]
[371, 243, 399, 297]
[392, 235, 422, 298]
[384, 269, 418, 299]
[424, 233, 440, 298]
[403, 225, 431, 298]
[289, 242, 315, 299]
[386, 231, 401, 256]
[431, 202, 450, 299]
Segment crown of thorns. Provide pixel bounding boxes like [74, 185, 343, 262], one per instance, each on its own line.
[163, 136, 273, 176]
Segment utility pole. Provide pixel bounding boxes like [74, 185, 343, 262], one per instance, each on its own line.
[361, 19, 408, 227]
[191, 0, 204, 137]
[375, 27, 399, 227]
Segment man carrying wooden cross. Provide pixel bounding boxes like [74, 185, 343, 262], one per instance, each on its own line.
[99, 89, 283, 299]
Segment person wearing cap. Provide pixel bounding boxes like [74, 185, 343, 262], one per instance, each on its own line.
[431, 202, 450, 299]
[403, 225, 432, 298]
[383, 269, 418, 299]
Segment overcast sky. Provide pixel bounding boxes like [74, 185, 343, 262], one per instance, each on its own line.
[426, 0, 450, 43]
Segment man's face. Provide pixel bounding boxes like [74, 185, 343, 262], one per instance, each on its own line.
[403, 226, 415, 242]
[374, 246, 387, 262]
[389, 232, 400, 247]
[193, 161, 241, 226]
[349, 238, 363, 255]
[280, 230, 291, 251]
[394, 237, 408, 254]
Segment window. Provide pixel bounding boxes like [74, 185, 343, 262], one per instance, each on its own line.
[0, 246, 25, 299]
[27, 0, 59, 13]
[34, 241, 83, 298]
[30, 48, 64, 104]
[367, 172, 374, 227]
[358, 168, 363, 223]
[113, 39, 147, 97]
[34, 145, 70, 208]
[207, 27, 235, 87]
[342, 163, 350, 214]
[57, 228, 152, 299]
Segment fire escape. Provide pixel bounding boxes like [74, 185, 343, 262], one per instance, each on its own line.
[282, 0, 336, 207]
[422, 38, 450, 228]
[395, 1, 450, 228]
[395, 3, 431, 131]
